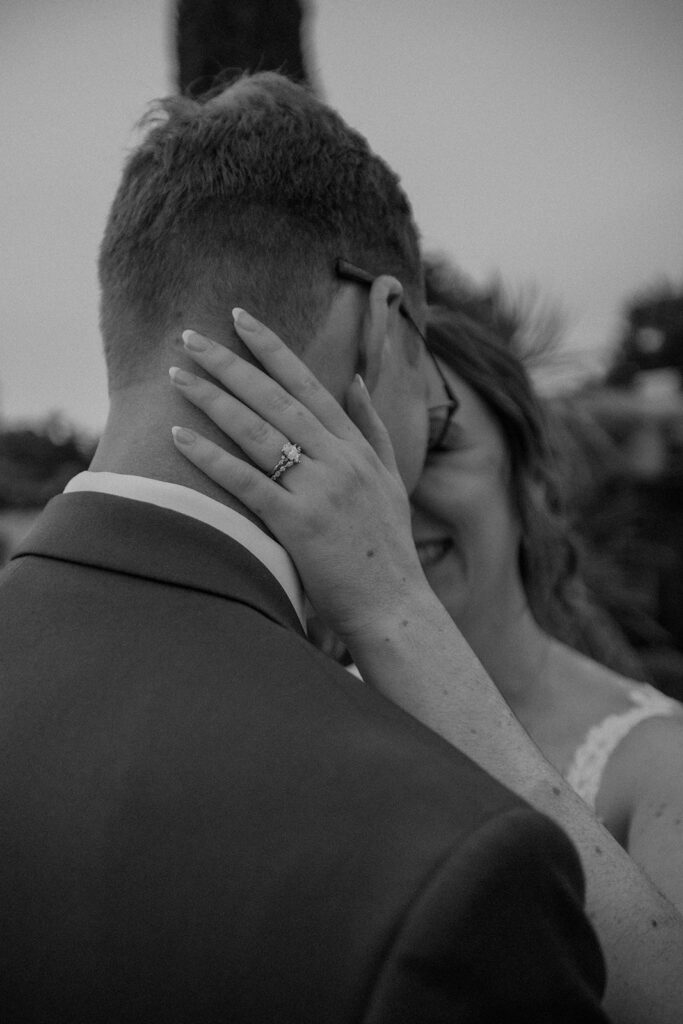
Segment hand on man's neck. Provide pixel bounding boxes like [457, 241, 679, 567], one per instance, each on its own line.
[90, 376, 268, 532]
[91, 302, 362, 535]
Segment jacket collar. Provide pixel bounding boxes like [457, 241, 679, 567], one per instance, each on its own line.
[12, 491, 306, 636]
[64, 471, 306, 627]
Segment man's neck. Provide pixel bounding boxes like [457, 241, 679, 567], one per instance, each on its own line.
[90, 380, 267, 532]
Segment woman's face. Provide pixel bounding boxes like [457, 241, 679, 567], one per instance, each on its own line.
[411, 361, 527, 630]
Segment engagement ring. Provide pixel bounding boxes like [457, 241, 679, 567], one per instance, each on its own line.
[269, 441, 303, 483]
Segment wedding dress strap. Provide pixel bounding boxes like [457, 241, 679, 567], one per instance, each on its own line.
[564, 683, 681, 810]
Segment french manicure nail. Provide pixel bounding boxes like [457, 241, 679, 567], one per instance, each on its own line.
[172, 426, 197, 446]
[169, 366, 197, 386]
[232, 308, 260, 332]
[182, 330, 213, 352]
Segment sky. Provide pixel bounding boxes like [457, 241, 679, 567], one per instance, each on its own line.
[1, 0, 682, 431]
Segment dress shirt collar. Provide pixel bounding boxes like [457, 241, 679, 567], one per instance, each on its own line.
[65, 471, 306, 630]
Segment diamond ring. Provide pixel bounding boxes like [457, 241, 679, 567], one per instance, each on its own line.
[268, 441, 303, 483]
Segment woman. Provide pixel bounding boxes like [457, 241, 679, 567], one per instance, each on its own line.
[169, 304, 683, 1021]
[413, 299, 683, 897]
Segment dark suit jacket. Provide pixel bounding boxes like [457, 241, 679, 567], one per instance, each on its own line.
[0, 491, 609, 1023]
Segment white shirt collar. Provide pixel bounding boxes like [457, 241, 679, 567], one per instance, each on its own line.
[64, 471, 306, 630]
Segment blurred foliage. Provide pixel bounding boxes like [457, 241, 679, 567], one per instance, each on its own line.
[0, 414, 96, 509]
[606, 278, 683, 387]
[560, 416, 683, 697]
[175, 0, 312, 97]
[549, 400, 673, 647]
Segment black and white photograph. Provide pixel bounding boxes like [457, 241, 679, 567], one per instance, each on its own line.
[1, 2, 682, 1020]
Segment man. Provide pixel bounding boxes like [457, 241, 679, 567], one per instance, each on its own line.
[0, 74, 608, 1021]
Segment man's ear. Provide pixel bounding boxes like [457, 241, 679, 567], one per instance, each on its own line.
[357, 275, 404, 391]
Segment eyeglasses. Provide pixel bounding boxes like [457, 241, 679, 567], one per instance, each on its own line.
[334, 258, 459, 451]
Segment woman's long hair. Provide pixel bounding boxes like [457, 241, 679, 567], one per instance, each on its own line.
[424, 260, 645, 678]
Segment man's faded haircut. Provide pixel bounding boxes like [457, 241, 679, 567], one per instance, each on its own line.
[98, 72, 423, 388]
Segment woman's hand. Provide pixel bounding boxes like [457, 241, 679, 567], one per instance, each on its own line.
[169, 308, 429, 644]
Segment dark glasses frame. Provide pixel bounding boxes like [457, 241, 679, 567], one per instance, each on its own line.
[334, 258, 459, 451]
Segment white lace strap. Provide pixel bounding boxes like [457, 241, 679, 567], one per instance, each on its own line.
[565, 684, 681, 810]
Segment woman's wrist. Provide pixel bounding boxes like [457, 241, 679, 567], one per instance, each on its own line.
[336, 575, 449, 654]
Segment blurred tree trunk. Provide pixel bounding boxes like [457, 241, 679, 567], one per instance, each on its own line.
[175, 0, 312, 97]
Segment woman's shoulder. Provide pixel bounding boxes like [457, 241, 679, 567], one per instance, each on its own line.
[558, 650, 683, 831]
[558, 646, 683, 766]
[596, 697, 683, 843]
[546, 645, 681, 818]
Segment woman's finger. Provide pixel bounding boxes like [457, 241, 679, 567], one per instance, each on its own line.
[345, 375, 399, 477]
[181, 331, 333, 457]
[230, 309, 360, 440]
[171, 426, 294, 518]
[169, 366, 291, 471]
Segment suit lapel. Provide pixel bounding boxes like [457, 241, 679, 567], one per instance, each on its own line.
[12, 492, 305, 636]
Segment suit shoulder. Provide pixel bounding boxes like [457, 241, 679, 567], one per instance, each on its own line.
[362, 806, 608, 1023]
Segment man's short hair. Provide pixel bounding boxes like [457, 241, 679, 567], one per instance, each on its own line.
[98, 72, 423, 389]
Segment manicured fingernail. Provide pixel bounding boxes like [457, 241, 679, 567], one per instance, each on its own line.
[172, 426, 197, 446]
[182, 330, 213, 352]
[354, 373, 367, 393]
[169, 366, 197, 386]
[232, 308, 260, 332]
